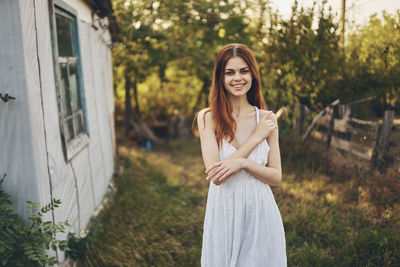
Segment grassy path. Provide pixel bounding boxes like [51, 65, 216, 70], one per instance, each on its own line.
[79, 140, 207, 266]
[77, 138, 400, 266]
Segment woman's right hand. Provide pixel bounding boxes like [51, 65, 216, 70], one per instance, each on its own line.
[252, 111, 277, 143]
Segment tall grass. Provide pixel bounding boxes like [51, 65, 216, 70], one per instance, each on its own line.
[75, 135, 400, 266]
[279, 132, 400, 266]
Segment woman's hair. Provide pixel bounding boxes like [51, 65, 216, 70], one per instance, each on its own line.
[207, 43, 266, 145]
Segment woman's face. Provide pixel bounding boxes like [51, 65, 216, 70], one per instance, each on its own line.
[223, 56, 252, 98]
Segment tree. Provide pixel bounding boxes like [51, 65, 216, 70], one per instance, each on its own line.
[112, 0, 170, 135]
[345, 11, 400, 113]
[261, 0, 343, 112]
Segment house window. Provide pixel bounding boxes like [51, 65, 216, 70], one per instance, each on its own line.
[51, 2, 88, 160]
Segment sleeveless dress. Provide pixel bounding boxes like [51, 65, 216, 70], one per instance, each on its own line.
[201, 106, 287, 267]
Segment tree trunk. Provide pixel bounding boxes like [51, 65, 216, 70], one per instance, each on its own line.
[132, 79, 141, 117]
[192, 79, 210, 115]
[125, 73, 132, 137]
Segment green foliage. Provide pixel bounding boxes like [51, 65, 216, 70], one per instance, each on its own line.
[345, 11, 400, 112]
[261, 0, 343, 111]
[113, 0, 400, 125]
[65, 222, 102, 260]
[135, 65, 203, 120]
[113, 0, 258, 119]
[0, 174, 70, 266]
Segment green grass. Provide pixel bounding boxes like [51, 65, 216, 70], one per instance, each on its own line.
[75, 136, 400, 266]
[77, 140, 207, 266]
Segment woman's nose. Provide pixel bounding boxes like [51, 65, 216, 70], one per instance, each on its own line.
[234, 72, 241, 80]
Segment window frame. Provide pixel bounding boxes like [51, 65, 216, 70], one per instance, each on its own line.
[50, 0, 89, 161]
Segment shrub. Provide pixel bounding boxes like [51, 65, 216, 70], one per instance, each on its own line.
[65, 222, 103, 261]
[0, 174, 70, 266]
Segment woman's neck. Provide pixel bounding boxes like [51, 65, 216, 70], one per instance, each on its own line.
[228, 95, 252, 119]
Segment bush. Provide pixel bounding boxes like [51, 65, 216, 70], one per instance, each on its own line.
[0, 174, 70, 266]
[65, 222, 103, 261]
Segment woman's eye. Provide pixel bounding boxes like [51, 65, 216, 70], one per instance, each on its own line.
[241, 70, 249, 73]
[225, 72, 234, 75]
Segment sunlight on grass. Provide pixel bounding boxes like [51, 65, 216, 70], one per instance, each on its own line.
[324, 192, 338, 204]
[74, 138, 400, 266]
[280, 175, 334, 202]
[77, 140, 207, 266]
[145, 153, 184, 186]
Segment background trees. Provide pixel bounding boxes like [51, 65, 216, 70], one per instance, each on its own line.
[111, 0, 399, 134]
[343, 11, 400, 117]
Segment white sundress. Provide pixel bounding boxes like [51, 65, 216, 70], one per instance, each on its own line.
[201, 106, 287, 267]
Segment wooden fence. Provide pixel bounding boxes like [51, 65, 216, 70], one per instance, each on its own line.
[298, 101, 399, 171]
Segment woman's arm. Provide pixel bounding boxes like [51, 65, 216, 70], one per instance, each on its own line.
[197, 108, 220, 170]
[206, 111, 281, 186]
[239, 112, 282, 185]
[197, 108, 269, 185]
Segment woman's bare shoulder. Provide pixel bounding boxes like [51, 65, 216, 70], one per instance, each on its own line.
[197, 107, 212, 120]
[197, 108, 213, 128]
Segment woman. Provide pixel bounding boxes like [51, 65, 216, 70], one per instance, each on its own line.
[197, 43, 287, 266]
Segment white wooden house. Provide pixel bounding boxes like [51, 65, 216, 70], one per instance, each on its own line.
[0, 0, 118, 260]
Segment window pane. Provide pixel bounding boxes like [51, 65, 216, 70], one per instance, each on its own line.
[55, 13, 76, 57]
[54, 7, 87, 150]
[59, 63, 72, 116]
[74, 112, 85, 135]
[65, 118, 74, 142]
[68, 62, 82, 113]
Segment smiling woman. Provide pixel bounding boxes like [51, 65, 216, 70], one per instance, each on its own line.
[196, 43, 287, 266]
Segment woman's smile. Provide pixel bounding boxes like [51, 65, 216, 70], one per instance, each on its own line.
[231, 83, 246, 89]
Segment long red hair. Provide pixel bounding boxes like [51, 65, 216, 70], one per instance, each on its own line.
[207, 43, 266, 145]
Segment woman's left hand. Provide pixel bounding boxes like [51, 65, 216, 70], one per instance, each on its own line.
[206, 158, 245, 185]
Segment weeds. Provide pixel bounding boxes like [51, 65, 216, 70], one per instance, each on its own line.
[0, 175, 70, 266]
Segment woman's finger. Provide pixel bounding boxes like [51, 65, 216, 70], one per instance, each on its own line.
[219, 170, 233, 182]
[215, 167, 229, 182]
[206, 161, 222, 173]
[205, 163, 217, 174]
[207, 163, 224, 178]
[261, 111, 273, 121]
[210, 165, 228, 181]
[261, 114, 269, 121]
[211, 168, 227, 184]
[207, 164, 226, 180]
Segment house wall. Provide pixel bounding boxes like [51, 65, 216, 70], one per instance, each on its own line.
[63, 0, 93, 23]
[0, 0, 49, 220]
[0, 0, 115, 261]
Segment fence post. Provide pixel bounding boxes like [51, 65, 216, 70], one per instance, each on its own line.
[326, 106, 336, 149]
[342, 104, 351, 141]
[293, 101, 300, 133]
[371, 110, 395, 171]
[302, 99, 339, 142]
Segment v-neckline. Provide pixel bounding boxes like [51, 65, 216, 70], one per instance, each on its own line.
[223, 138, 239, 151]
[223, 106, 258, 151]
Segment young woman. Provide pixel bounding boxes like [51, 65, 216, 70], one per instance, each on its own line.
[197, 43, 287, 266]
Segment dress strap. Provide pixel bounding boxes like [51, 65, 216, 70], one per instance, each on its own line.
[254, 106, 259, 124]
